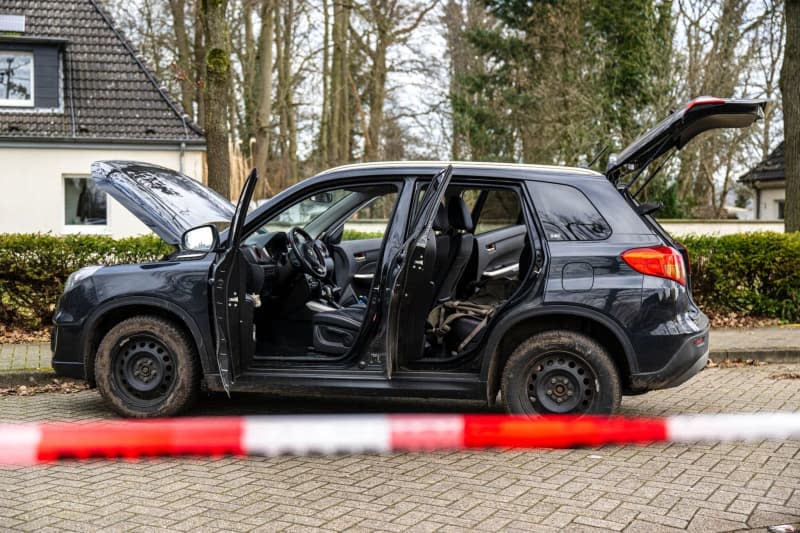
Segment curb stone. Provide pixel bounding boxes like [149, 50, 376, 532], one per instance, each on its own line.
[709, 348, 800, 364]
[0, 369, 57, 387]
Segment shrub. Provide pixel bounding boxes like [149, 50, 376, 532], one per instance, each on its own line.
[1, 231, 798, 332]
[342, 228, 384, 241]
[0, 233, 173, 329]
[680, 232, 800, 322]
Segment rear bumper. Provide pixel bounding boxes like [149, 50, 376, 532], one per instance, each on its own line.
[628, 324, 709, 392]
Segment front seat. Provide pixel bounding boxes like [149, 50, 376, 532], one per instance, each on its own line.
[312, 303, 366, 355]
[432, 196, 475, 304]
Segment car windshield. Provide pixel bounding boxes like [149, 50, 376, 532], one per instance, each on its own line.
[259, 190, 355, 234]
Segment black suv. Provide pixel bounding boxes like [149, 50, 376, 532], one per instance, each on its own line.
[52, 97, 765, 417]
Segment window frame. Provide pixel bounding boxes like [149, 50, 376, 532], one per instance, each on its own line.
[0, 49, 34, 108]
[63, 174, 109, 233]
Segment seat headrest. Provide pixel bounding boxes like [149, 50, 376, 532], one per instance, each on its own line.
[433, 203, 449, 231]
[448, 197, 474, 232]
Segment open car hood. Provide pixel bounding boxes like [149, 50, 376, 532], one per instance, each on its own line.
[92, 160, 235, 245]
[606, 97, 766, 181]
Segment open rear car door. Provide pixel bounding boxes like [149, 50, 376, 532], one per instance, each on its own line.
[606, 97, 767, 185]
[384, 165, 454, 378]
[211, 169, 259, 393]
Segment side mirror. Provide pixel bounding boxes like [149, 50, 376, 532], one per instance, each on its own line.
[181, 224, 219, 252]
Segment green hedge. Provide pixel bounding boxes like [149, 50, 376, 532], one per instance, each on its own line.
[1, 232, 798, 331]
[680, 232, 800, 322]
[0, 234, 174, 329]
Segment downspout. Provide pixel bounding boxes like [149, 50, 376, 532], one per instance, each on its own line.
[755, 186, 761, 220]
[179, 141, 186, 174]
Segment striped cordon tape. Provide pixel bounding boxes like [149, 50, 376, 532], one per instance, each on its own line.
[1, 413, 799, 465]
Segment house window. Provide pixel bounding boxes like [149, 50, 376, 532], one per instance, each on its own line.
[0, 50, 33, 107]
[777, 200, 785, 220]
[64, 176, 107, 226]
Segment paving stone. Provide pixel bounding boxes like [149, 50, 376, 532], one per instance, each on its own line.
[0, 364, 799, 531]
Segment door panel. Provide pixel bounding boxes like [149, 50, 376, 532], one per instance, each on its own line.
[332, 238, 384, 301]
[386, 166, 453, 377]
[474, 224, 527, 281]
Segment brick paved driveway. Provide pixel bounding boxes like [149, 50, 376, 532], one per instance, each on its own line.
[1, 365, 799, 532]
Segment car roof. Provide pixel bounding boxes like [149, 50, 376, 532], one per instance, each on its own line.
[313, 161, 605, 182]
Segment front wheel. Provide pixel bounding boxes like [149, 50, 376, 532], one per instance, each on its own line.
[502, 330, 621, 415]
[95, 316, 200, 418]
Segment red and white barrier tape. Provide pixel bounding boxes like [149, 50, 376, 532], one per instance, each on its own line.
[1, 413, 799, 465]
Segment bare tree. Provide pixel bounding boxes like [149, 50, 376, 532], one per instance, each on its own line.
[351, 0, 439, 161]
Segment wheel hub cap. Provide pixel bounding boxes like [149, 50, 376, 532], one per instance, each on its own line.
[526, 354, 597, 414]
[113, 336, 175, 403]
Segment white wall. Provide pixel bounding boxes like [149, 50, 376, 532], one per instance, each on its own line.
[758, 186, 785, 221]
[660, 220, 784, 236]
[0, 145, 205, 238]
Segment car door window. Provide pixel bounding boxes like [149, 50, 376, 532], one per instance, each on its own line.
[474, 189, 521, 235]
[341, 192, 398, 241]
[528, 181, 611, 241]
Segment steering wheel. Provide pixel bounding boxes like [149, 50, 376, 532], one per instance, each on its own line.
[287, 227, 327, 279]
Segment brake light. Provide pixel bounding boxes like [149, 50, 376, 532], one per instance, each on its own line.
[684, 96, 726, 113]
[621, 246, 686, 285]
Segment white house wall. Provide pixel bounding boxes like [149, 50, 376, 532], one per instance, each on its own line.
[0, 145, 205, 238]
[758, 186, 785, 220]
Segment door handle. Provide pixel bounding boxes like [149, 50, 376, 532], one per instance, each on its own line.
[354, 273, 374, 280]
[486, 243, 496, 253]
[354, 252, 367, 262]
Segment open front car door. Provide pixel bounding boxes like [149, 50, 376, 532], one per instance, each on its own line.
[211, 169, 259, 393]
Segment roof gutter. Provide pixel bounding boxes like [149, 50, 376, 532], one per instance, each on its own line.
[0, 138, 206, 150]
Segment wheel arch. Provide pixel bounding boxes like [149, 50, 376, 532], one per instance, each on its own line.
[83, 297, 212, 386]
[481, 306, 637, 404]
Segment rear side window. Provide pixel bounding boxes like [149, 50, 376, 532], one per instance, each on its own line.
[474, 189, 521, 235]
[529, 181, 611, 241]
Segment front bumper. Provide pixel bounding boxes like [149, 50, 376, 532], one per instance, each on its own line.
[51, 323, 87, 380]
[628, 326, 710, 392]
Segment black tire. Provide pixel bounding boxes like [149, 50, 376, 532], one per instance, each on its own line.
[95, 316, 200, 418]
[502, 330, 621, 416]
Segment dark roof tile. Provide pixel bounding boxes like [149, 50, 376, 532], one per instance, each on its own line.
[0, 0, 204, 143]
[739, 142, 785, 183]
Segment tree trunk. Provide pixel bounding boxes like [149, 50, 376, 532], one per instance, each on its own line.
[319, 0, 331, 167]
[193, 1, 206, 127]
[365, 41, 387, 161]
[201, 0, 232, 198]
[782, 0, 800, 231]
[329, 0, 351, 165]
[168, 0, 194, 118]
[253, 0, 274, 198]
[238, 0, 257, 151]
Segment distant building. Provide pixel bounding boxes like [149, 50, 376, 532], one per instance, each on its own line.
[0, 0, 206, 238]
[739, 141, 785, 220]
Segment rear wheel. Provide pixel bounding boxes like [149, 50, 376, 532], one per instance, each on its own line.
[502, 330, 621, 415]
[95, 316, 200, 418]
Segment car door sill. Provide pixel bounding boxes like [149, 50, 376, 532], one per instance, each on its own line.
[205, 369, 482, 398]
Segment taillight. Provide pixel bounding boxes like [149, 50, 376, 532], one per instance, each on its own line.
[621, 246, 686, 285]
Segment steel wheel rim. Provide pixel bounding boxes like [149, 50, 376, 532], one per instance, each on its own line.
[111, 334, 176, 407]
[525, 351, 598, 414]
